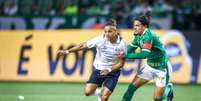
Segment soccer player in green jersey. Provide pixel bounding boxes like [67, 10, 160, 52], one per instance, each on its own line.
[121, 15, 173, 101]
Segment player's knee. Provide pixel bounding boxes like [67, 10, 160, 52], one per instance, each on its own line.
[84, 92, 91, 96]
[101, 95, 109, 101]
[84, 90, 92, 96]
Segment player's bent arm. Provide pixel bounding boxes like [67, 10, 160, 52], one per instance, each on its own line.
[127, 45, 137, 54]
[66, 42, 87, 53]
[126, 51, 149, 59]
[111, 58, 125, 72]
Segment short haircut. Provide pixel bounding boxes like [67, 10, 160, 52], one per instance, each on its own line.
[105, 19, 117, 27]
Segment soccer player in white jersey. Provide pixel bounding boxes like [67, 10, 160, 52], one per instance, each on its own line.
[57, 19, 127, 101]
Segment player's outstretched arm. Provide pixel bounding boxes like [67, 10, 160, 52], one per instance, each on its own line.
[127, 45, 137, 54]
[57, 42, 87, 55]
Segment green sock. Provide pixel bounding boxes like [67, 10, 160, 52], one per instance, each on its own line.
[163, 83, 173, 99]
[154, 97, 163, 101]
[122, 83, 137, 101]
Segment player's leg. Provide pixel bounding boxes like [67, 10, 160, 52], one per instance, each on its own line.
[154, 86, 166, 101]
[101, 70, 121, 101]
[163, 61, 174, 101]
[84, 83, 99, 96]
[121, 76, 148, 101]
[122, 65, 153, 101]
[101, 87, 112, 101]
[84, 69, 104, 96]
[164, 83, 174, 101]
[154, 65, 167, 101]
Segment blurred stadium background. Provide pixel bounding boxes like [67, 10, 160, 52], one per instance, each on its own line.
[0, 0, 201, 101]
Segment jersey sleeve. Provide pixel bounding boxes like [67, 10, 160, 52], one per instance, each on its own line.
[142, 35, 153, 52]
[86, 35, 103, 48]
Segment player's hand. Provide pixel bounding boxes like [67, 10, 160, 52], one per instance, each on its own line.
[57, 49, 69, 56]
[100, 69, 109, 76]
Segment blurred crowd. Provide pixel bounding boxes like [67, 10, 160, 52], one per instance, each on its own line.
[0, 0, 200, 30]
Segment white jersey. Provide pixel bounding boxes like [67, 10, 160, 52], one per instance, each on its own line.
[86, 34, 127, 71]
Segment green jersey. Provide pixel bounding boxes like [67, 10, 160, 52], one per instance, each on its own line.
[126, 28, 168, 70]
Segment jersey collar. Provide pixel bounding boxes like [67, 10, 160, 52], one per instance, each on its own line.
[142, 28, 148, 35]
[139, 28, 148, 38]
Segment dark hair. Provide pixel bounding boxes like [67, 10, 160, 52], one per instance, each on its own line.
[135, 15, 150, 27]
[105, 19, 117, 27]
[144, 10, 152, 18]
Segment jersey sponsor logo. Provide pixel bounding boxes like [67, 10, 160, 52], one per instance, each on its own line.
[161, 30, 192, 83]
[0, 29, 196, 84]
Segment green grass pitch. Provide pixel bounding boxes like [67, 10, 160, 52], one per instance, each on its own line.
[0, 82, 200, 101]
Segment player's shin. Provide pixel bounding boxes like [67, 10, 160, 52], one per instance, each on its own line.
[122, 83, 137, 101]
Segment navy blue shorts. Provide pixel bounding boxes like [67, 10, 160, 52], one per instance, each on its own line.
[87, 69, 120, 92]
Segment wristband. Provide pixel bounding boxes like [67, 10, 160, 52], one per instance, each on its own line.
[65, 50, 69, 54]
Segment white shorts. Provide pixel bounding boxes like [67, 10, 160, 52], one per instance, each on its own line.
[137, 61, 172, 87]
